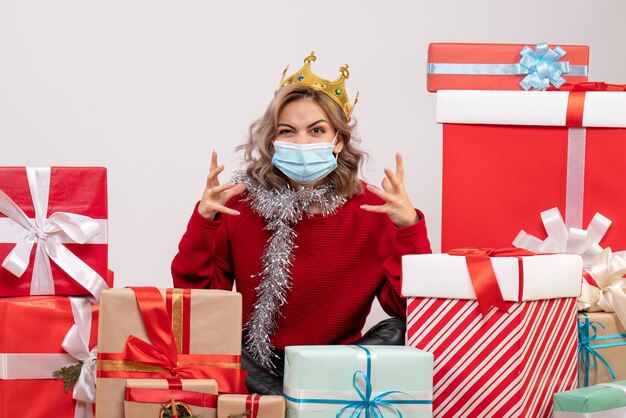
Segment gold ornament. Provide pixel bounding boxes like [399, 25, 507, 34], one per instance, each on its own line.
[279, 51, 359, 120]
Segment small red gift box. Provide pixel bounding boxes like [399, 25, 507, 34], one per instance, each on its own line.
[427, 42, 589, 92]
[0, 296, 98, 418]
[437, 84, 626, 252]
[0, 166, 110, 299]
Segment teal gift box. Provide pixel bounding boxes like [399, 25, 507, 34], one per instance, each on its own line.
[283, 345, 433, 418]
[553, 380, 626, 417]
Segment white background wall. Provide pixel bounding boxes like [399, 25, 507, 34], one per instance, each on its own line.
[1, 0, 625, 329]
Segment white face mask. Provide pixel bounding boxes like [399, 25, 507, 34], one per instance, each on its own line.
[271, 133, 338, 184]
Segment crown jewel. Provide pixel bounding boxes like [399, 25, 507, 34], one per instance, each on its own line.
[279, 52, 358, 120]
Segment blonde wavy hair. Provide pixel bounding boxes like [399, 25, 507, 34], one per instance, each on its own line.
[237, 84, 365, 198]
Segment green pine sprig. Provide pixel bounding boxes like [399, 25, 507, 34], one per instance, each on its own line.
[52, 361, 83, 393]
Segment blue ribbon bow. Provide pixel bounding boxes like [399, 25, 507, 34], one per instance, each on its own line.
[335, 346, 423, 418]
[577, 312, 626, 387]
[283, 345, 431, 417]
[515, 43, 570, 90]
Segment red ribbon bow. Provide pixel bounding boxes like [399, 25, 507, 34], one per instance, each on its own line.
[548, 82, 626, 127]
[448, 248, 536, 316]
[122, 287, 248, 393]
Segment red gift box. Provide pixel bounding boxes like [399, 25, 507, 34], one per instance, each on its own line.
[402, 253, 582, 417]
[427, 43, 589, 92]
[0, 296, 99, 418]
[0, 166, 110, 298]
[437, 86, 626, 252]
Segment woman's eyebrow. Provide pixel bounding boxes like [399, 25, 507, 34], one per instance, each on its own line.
[277, 123, 295, 129]
[307, 119, 328, 128]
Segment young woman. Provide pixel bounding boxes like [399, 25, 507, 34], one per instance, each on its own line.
[172, 53, 431, 393]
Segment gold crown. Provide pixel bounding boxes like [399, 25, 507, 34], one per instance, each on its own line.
[279, 52, 359, 120]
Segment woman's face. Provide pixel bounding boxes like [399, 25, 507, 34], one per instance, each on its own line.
[275, 98, 343, 154]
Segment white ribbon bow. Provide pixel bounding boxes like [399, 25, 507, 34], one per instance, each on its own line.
[514, 207, 626, 328]
[62, 297, 97, 418]
[0, 167, 108, 300]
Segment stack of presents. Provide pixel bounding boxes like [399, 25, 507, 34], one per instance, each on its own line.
[1, 42, 625, 418]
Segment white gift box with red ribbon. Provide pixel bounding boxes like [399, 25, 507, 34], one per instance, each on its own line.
[402, 252, 582, 417]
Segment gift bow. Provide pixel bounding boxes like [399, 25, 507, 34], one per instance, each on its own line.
[62, 297, 98, 418]
[337, 370, 413, 418]
[516, 43, 570, 90]
[577, 313, 618, 387]
[513, 207, 609, 268]
[120, 287, 247, 393]
[549, 81, 626, 92]
[514, 208, 626, 329]
[0, 167, 108, 300]
[448, 247, 536, 316]
[124, 287, 209, 379]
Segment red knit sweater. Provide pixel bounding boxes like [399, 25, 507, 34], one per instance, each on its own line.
[171, 187, 431, 349]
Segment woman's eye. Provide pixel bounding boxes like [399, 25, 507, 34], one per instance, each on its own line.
[278, 129, 293, 135]
[311, 127, 325, 134]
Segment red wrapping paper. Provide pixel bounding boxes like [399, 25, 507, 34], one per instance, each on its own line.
[441, 123, 626, 251]
[0, 296, 98, 418]
[0, 166, 110, 296]
[407, 297, 578, 417]
[427, 43, 589, 92]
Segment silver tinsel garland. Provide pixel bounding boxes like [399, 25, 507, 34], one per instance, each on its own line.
[233, 172, 346, 371]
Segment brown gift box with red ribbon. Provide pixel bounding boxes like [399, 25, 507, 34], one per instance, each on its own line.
[436, 82, 626, 252]
[124, 379, 218, 418]
[96, 287, 247, 418]
[217, 394, 285, 418]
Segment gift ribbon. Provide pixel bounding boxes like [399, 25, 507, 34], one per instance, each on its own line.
[576, 313, 625, 387]
[427, 43, 588, 90]
[283, 345, 432, 417]
[547, 83, 626, 228]
[97, 287, 247, 394]
[514, 208, 626, 329]
[0, 297, 97, 418]
[0, 167, 108, 299]
[166, 288, 191, 354]
[447, 248, 536, 316]
[124, 387, 218, 408]
[244, 394, 261, 418]
[514, 208, 609, 268]
[62, 298, 98, 418]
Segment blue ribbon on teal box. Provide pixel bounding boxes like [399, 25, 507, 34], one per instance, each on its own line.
[578, 312, 626, 387]
[283, 345, 432, 418]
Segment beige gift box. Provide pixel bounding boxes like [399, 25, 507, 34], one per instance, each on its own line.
[578, 311, 626, 386]
[124, 379, 218, 418]
[96, 288, 245, 418]
[217, 394, 285, 418]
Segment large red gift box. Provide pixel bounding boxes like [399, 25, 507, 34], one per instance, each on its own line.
[437, 86, 626, 252]
[0, 166, 110, 299]
[0, 296, 98, 418]
[402, 252, 583, 418]
[427, 43, 589, 92]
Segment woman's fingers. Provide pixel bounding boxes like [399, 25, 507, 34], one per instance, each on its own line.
[206, 151, 223, 188]
[209, 202, 241, 217]
[360, 203, 388, 213]
[222, 183, 247, 202]
[395, 153, 405, 182]
[366, 184, 393, 202]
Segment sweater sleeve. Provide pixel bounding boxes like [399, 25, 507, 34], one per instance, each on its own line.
[377, 209, 432, 316]
[171, 202, 235, 290]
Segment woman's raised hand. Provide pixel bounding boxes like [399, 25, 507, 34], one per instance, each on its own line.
[360, 153, 419, 228]
[197, 151, 247, 220]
